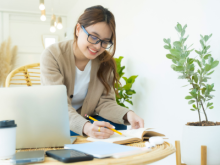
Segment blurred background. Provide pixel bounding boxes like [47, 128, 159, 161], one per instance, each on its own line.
[1, 0, 220, 164]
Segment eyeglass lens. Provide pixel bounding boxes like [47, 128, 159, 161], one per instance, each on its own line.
[87, 35, 112, 49]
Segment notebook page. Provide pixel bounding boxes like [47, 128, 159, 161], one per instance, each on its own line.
[87, 133, 134, 143]
[87, 128, 151, 143]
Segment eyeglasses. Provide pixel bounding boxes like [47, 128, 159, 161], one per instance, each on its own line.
[81, 25, 113, 49]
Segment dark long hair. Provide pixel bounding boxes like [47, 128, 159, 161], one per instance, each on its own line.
[73, 5, 119, 95]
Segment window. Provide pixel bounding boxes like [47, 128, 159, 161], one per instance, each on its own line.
[42, 35, 58, 48]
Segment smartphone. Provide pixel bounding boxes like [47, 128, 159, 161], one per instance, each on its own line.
[11, 150, 45, 164]
[46, 149, 94, 163]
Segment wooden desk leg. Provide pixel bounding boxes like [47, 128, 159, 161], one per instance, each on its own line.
[175, 141, 181, 165]
[201, 145, 207, 165]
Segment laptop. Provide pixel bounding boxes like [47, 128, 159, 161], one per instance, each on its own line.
[0, 85, 75, 149]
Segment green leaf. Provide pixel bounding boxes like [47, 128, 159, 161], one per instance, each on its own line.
[166, 54, 176, 59]
[190, 109, 196, 111]
[126, 89, 136, 95]
[163, 38, 168, 44]
[211, 61, 219, 69]
[195, 60, 202, 68]
[179, 59, 185, 66]
[164, 45, 171, 49]
[176, 66, 184, 71]
[173, 41, 182, 48]
[177, 23, 182, 32]
[195, 50, 202, 55]
[193, 104, 197, 109]
[207, 102, 213, 107]
[193, 74, 198, 83]
[209, 34, 212, 38]
[204, 35, 209, 42]
[185, 96, 193, 99]
[123, 83, 132, 90]
[183, 24, 187, 30]
[127, 75, 138, 84]
[171, 64, 177, 71]
[204, 64, 211, 72]
[204, 54, 211, 60]
[122, 77, 127, 82]
[125, 99, 133, 105]
[209, 106, 214, 109]
[170, 49, 181, 56]
[200, 40, 205, 48]
[188, 100, 195, 104]
[207, 70, 214, 75]
[181, 29, 185, 37]
[202, 88, 206, 94]
[187, 58, 194, 64]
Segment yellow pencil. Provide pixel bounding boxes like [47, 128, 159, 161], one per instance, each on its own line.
[85, 114, 126, 137]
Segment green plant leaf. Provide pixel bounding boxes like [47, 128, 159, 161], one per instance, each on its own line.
[125, 99, 133, 105]
[170, 49, 181, 56]
[164, 45, 171, 49]
[173, 41, 182, 48]
[166, 54, 176, 59]
[127, 75, 138, 84]
[202, 88, 206, 94]
[122, 77, 128, 82]
[211, 61, 219, 69]
[190, 109, 196, 111]
[194, 74, 198, 83]
[204, 35, 209, 42]
[163, 38, 168, 44]
[193, 104, 197, 109]
[181, 29, 185, 37]
[204, 64, 211, 72]
[195, 50, 202, 55]
[207, 70, 214, 75]
[207, 102, 213, 107]
[123, 83, 132, 90]
[188, 100, 195, 104]
[204, 54, 211, 60]
[185, 96, 193, 99]
[195, 60, 202, 68]
[209, 106, 214, 109]
[200, 40, 205, 48]
[177, 23, 182, 32]
[126, 89, 136, 95]
[176, 66, 184, 71]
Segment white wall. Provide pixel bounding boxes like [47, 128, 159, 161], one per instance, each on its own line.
[0, 11, 67, 70]
[67, 0, 220, 164]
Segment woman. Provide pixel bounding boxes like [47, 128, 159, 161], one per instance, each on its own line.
[40, 5, 144, 139]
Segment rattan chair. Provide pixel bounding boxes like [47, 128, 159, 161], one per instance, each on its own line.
[5, 63, 41, 87]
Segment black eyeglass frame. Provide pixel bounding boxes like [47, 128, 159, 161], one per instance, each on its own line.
[81, 25, 113, 49]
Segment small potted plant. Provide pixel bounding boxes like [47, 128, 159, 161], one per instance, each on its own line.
[163, 23, 220, 165]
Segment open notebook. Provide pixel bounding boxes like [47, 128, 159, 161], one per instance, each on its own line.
[87, 128, 165, 144]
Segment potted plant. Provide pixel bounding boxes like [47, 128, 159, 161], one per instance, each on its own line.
[114, 56, 138, 108]
[163, 23, 220, 165]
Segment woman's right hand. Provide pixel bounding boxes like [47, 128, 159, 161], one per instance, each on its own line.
[83, 121, 115, 139]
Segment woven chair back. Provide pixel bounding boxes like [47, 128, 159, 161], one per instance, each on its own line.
[5, 63, 41, 87]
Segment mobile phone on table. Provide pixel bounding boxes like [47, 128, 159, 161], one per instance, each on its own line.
[46, 149, 94, 163]
[11, 150, 45, 164]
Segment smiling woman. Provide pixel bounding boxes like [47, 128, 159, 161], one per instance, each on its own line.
[40, 5, 144, 139]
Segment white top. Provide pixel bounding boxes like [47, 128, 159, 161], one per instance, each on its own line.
[71, 60, 91, 110]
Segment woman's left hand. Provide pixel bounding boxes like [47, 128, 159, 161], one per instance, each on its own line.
[123, 111, 144, 129]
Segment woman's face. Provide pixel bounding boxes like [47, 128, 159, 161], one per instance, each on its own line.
[76, 22, 112, 60]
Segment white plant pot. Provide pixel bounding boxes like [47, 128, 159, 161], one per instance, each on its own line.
[182, 125, 220, 165]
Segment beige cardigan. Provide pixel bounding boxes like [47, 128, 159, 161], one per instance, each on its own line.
[40, 40, 130, 135]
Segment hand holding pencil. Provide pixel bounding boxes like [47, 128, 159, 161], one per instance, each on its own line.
[84, 114, 126, 138]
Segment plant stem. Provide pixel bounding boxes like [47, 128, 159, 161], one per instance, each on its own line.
[200, 100, 208, 123]
[196, 101, 201, 125]
[189, 77, 202, 125]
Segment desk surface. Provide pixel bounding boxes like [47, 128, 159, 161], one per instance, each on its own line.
[0, 136, 175, 165]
